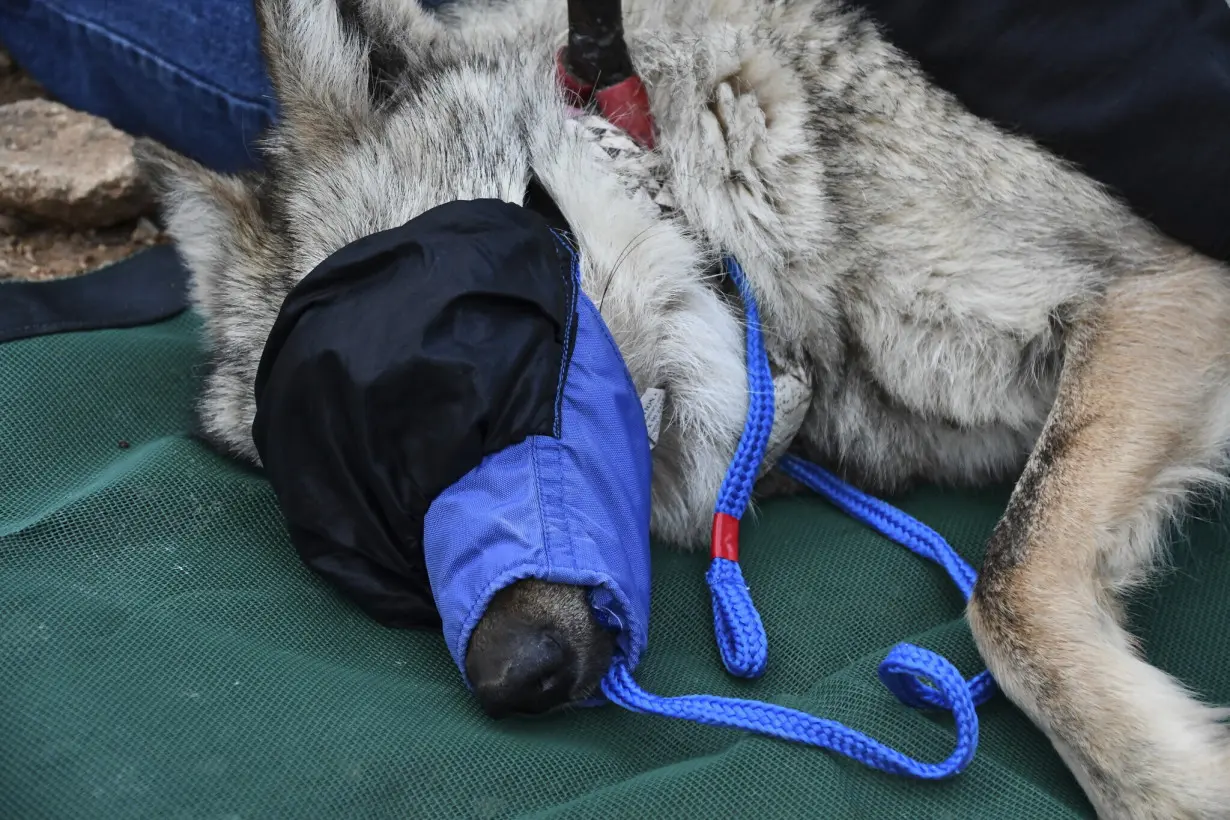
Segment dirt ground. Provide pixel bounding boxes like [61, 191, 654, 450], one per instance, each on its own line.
[0, 51, 166, 282]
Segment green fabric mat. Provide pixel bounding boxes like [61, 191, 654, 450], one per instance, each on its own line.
[2, 286, 1228, 819]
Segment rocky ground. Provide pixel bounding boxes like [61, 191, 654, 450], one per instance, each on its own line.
[0, 47, 168, 282]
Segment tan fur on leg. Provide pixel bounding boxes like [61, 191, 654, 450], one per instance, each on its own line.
[969, 256, 1230, 819]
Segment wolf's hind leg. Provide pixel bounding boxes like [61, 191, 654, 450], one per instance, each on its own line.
[968, 254, 1230, 819]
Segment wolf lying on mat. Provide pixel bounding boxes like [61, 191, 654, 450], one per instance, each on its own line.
[135, 0, 1230, 816]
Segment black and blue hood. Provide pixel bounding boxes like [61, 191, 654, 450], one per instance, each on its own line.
[251, 198, 653, 680]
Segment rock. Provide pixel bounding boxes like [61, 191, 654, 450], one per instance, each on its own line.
[0, 50, 12, 74]
[0, 99, 151, 229]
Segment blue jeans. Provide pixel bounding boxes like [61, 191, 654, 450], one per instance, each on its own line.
[0, 0, 443, 173]
[3, 0, 1229, 262]
[1, 0, 276, 173]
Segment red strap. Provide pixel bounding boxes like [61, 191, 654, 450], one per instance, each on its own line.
[711, 513, 740, 562]
[593, 76, 656, 150]
[554, 48, 656, 150]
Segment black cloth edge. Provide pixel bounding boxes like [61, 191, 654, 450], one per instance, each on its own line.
[0, 245, 190, 344]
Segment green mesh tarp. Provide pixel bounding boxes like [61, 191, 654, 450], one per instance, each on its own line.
[2, 251, 1228, 819]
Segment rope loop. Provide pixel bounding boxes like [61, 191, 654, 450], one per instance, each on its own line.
[706, 556, 768, 679]
[602, 645, 981, 780]
[603, 247, 998, 777]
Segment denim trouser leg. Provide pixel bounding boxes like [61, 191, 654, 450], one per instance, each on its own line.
[0, 0, 277, 173]
[0, 0, 454, 174]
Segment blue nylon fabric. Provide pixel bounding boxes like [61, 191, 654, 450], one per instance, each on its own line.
[423, 267, 653, 688]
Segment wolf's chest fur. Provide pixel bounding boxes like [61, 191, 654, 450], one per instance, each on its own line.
[571, 88, 1056, 496]
[602, 0, 1144, 495]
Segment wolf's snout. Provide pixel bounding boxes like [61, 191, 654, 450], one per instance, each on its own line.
[465, 579, 613, 719]
[468, 623, 576, 718]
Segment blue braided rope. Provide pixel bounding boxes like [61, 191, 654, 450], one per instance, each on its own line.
[705, 558, 766, 678]
[602, 638, 980, 779]
[775, 455, 997, 707]
[777, 454, 998, 713]
[595, 250, 996, 779]
[776, 456, 977, 596]
[599, 446, 994, 777]
[706, 256, 773, 679]
[712, 256, 775, 518]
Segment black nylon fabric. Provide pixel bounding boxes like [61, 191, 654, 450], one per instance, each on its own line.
[251, 199, 576, 630]
[854, 0, 1230, 262]
[0, 245, 189, 344]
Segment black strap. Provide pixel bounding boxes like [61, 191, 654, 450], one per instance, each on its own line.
[0, 245, 190, 344]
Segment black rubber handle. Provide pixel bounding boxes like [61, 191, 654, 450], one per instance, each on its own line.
[565, 0, 635, 89]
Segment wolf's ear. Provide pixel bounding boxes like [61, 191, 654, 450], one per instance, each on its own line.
[133, 137, 289, 462]
[253, 0, 444, 153]
[132, 138, 283, 329]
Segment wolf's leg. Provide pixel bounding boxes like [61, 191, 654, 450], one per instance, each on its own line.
[968, 254, 1230, 819]
[641, 23, 841, 353]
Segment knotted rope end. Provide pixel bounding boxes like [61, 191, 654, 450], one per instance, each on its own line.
[707, 514, 768, 679]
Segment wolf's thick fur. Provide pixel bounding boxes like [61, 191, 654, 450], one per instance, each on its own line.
[135, 0, 1230, 816]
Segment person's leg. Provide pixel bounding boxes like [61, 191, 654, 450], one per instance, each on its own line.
[848, 0, 1230, 263]
[0, 0, 276, 173]
[0, 0, 451, 173]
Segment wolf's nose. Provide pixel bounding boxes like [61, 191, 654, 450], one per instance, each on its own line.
[470, 626, 576, 718]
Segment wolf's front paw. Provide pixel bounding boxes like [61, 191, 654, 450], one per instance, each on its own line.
[761, 360, 811, 476]
[699, 78, 772, 198]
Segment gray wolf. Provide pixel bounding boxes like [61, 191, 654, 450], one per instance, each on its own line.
[135, 0, 1230, 816]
